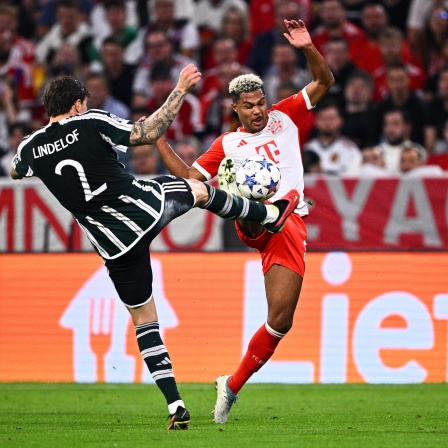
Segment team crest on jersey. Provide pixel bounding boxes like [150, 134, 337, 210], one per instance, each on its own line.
[267, 119, 283, 135]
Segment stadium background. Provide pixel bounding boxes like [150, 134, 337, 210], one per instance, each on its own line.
[1, 175, 447, 385]
[0, 0, 448, 388]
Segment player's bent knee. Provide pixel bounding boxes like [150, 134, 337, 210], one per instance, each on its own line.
[186, 178, 208, 206]
[267, 313, 294, 334]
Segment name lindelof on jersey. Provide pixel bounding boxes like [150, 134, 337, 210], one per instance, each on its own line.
[32, 129, 80, 159]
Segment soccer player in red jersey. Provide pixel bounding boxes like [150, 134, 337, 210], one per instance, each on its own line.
[155, 19, 334, 423]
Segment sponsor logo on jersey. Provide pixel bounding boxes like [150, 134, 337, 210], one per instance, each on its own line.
[237, 139, 248, 147]
[32, 129, 80, 159]
[109, 113, 126, 123]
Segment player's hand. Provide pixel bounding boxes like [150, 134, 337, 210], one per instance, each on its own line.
[283, 19, 312, 49]
[176, 63, 202, 94]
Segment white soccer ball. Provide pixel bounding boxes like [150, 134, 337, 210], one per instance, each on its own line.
[235, 155, 281, 201]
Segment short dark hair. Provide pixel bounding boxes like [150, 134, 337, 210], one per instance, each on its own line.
[150, 61, 172, 82]
[102, 36, 124, 49]
[43, 76, 90, 117]
[56, 0, 80, 10]
[104, 0, 125, 9]
[9, 121, 32, 136]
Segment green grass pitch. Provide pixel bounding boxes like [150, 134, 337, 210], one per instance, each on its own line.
[0, 383, 447, 448]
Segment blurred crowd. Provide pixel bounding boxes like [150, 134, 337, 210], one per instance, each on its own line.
[1, 0, 448, 179]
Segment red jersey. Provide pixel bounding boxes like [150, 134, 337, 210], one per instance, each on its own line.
[193, 88, 314, 216]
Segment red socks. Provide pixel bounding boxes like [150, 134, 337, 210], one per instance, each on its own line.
[227, 323, 284, 394]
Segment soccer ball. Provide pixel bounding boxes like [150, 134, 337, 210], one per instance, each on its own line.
[235, 155, 281, 201]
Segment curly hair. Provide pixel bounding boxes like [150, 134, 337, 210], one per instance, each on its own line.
[43, 76, 90, 118]
[229, 74, 264, 102]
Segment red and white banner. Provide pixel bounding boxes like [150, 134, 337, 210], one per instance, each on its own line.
[1, 176, 448, 252]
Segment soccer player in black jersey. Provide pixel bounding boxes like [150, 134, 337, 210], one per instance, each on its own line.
[10, 64, 299, 430]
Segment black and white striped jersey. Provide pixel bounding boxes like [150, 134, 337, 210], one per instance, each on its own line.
[12, 109, 167, 259]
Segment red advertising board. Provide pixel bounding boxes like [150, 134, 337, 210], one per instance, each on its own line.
[1, 176, 448, 251]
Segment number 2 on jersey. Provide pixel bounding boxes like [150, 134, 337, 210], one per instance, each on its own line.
[55, 159, 107, 202]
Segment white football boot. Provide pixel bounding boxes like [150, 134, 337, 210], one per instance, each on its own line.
[217, 157, 240, 195]
[213, 375, 238, 424]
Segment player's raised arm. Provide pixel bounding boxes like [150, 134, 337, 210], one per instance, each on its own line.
[155, 136, 205, 180]
[129, 64, 201, 146]
[283, 19, 334, 106]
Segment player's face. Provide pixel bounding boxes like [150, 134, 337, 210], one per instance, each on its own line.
[233, 90, 268, 133]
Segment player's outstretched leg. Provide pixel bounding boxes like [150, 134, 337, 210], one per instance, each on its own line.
[213, 375, 238, 424]
[200, 183, 299, 234]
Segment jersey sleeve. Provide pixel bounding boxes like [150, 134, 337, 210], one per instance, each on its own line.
[88, 109, 134, 152]
[271, 88, 315, 129]
[192, 134, 227, 179]
[12, 143, 34, 177]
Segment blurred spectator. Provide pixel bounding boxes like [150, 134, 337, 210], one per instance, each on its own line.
[381, 0, 410, 33]
[424, 65, 448, 155]
[355, 3, 413, 74]
[0, 77, 19, 157]
[417, 5, 448, 77]
[174, 136, 204, 166]
[358, 145, 390, 177]
[51, 42, 84, 80]
[200, 6, 252, 70]
[302, 149, 322, 174]
[372, 27, 426, 102]
[129, 144, 161, 175]
[131, 29, 194, 106]
[337, 0, 367, 27]
[0, 121, 32, 177]
[248, 0, 304, 77]
[142, 0, 196, 25]
[263, 41, 311, 106]
[0, 17, 34, 110]
[201, 61, 243, 146]
[35, 0, 98, 69]
[36, 0, 94, 40]
[372, 62, 427, 145]
[151, 0, 199, 59]
[311, 0, 366, 63]
[303, 101, 362, 175]
[199, 38, 249, 96]
[92, 0, 138, 52]
[407, 0, 442, 48]
[100, 36, 136, 108]
[399, 143, 444, 176]
[422, 37, 448, 101]
[341, 70, 376, 148]
[377, 108, 415, 173]
[146, 61, 203, 142]
[249, 0, 312, 39]
[132, 0, 199, 63]
[85, 72, 130, 118]
[192, 0, 247, 49]
[433, 116, 448, 154]
[322, 37, 359, 108]
[218, 7, 252, 66]
[0, 5, 35, 65]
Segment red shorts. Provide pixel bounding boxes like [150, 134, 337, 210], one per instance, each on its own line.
[235, 214, 307, 277]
